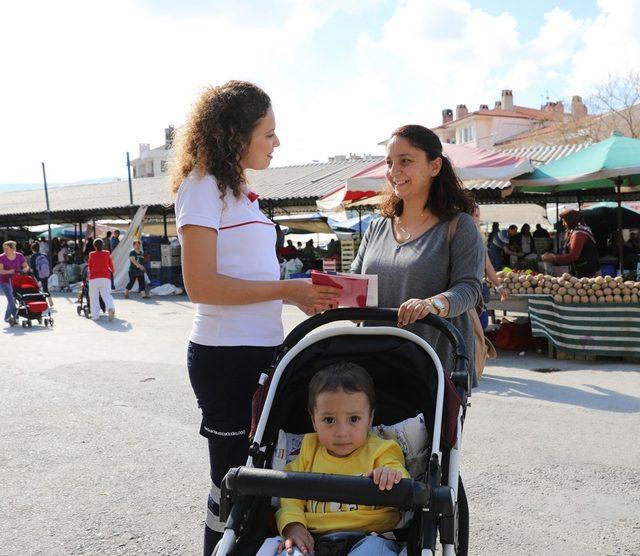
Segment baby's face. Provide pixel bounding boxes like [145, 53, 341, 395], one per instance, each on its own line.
[311, 390, 373, 458]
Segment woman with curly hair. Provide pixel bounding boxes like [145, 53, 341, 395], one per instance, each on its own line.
[172, 81, 340, 554]
[351, 125, 484, 382]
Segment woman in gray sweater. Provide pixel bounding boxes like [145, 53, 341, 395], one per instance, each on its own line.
[351, 125, 484, 382]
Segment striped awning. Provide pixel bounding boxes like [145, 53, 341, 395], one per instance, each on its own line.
[528, 297, 640, 356]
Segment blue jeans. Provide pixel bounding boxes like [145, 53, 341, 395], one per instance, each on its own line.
[275, 535, 401, 556]
[1, 282, 16, 321]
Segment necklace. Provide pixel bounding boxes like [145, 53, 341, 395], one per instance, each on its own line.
[396, 212, 431, 242]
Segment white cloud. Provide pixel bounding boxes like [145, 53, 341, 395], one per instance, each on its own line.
[566, 0, 640, 94]
[2, 0, 640, 183]
[0, 0, 350, 182]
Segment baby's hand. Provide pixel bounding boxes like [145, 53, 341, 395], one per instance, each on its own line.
[369, 467, 403, 490]
[279, 522, 315, 555]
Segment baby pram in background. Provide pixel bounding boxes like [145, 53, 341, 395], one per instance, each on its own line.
[52, 262, 71, 292]
[76, 266, 105, 319]
[216, 308, 472, 556]
[11, 274, 54, 328]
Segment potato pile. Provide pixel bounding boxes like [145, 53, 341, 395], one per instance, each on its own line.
[496, 271, 640, 304]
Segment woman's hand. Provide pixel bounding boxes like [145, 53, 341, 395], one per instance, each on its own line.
[279, 522, 315, 555]
[291, 301, 329, 317]
[541, 252, 555, 262]
[370, 467, 403, 490]
[397, 298, 437, 327]
[284, 279, 341, 313]
[496, 284, 509, 301]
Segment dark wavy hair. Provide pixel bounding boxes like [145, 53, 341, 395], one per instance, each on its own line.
[380, 125, 474, 220]
[170, 81, 271, 198]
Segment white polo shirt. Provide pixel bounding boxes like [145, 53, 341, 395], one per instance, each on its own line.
[175, 173, 283, 347]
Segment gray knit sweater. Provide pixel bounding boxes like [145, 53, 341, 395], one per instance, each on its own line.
[351, 213, 484, 372]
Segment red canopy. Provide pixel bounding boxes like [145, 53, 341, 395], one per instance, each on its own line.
[317, 144, 533, 211]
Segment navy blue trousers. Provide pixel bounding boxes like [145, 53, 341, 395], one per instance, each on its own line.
[187, 342, 277, 556]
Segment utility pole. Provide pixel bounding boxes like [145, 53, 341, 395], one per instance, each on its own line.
[41, 162, 53, 266]
[126, 152, 134, 220]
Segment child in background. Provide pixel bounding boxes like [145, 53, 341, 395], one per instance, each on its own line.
[270, 362, 409, 556]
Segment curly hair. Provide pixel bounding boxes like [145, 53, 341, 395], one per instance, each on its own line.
[169, 81, 271, 198]
[380, 125, 474, 220]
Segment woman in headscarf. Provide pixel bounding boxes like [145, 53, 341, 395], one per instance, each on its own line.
[542, 209, 600, 277]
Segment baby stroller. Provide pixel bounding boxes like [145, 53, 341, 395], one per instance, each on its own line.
[52, 262, 71, 292]
[76, 266, 105, 319]
[216, 308, 472, 556]
[11, 274, 54, 328]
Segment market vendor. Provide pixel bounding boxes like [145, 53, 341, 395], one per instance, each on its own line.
[541, 209, 600, 277]
[488, 224, 521, 270]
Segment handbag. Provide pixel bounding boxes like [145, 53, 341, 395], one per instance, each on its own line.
[447, 215, 496, 381]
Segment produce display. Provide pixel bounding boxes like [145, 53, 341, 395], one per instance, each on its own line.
[496, 271, 640, 304]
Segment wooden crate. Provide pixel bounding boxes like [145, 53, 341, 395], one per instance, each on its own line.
[340, 239, 360, 273]
[322, 258, 338, 273]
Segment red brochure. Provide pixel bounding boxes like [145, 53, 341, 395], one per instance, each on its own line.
[311, 270, 378, 308]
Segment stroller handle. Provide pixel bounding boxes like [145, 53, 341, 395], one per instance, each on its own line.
[222, 466, 429, 510]
[281, 308, 470, 389]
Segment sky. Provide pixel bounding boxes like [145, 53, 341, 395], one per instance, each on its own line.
[1, 0, 639, 185]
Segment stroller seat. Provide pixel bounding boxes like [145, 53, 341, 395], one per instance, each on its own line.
[216, 309, 472, 556]
[11, 274, 53, 328]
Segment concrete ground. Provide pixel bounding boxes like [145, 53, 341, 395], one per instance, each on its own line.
[1, 293, 639, 555]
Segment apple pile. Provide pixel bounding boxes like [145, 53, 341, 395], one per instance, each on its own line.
[496, 271, 640, 303]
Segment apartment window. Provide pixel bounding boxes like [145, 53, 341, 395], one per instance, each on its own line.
[161, 160, 168, 173]
[459, 125, 475, 144]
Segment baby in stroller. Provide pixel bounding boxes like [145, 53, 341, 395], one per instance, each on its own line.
[217, 308, 471, 556]
[270, 362, 409, 556]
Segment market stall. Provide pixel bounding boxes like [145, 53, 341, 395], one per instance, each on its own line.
[490, 270, 640, 359]
[475, 134, 640, 360]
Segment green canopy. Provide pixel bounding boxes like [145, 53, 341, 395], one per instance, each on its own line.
[511, 133, 640, 192]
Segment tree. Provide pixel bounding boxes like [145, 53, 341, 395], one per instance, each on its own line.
[585, 72, 640, 139]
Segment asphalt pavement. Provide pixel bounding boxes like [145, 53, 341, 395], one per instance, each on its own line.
[1, 293, 639, 555]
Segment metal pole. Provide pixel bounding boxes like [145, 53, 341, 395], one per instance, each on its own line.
[163, 208, 168, 239]
[616, 178, 623, 276]
[126, 152, 134, 220]
[41, 162, 53, 267]
[555, 194, 560, 252]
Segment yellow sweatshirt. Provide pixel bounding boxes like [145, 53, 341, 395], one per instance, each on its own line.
[276, 433, 409, 536]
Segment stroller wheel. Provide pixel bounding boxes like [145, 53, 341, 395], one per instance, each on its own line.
[84, 308, 90, 319]
[76, 305, 82, 316]
[49, 318, 54, 327]
[456, 476, 469, 556]
[22, 321, 27, 328]
[27, 320, 33, 328]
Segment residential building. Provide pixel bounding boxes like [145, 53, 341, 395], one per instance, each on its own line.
[130, 126, 175, 178]
[433, 89, 588, 148]
[495, 100, 640, 149]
